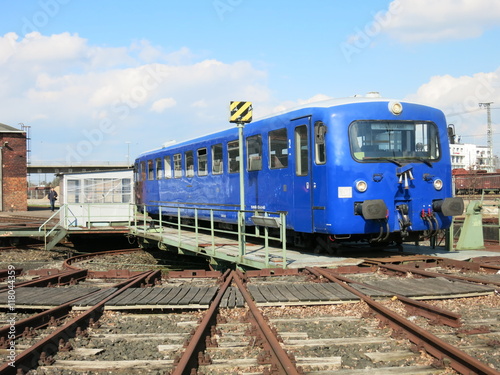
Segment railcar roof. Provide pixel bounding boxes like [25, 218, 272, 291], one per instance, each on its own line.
[136, 95, 427, 159]
[257, 95, 423, 120]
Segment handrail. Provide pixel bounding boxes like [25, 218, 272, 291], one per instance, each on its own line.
[133, 203, 288, 268]
[64, 204, 79, 227]
[38, 205, 64, 249]
[38, 207, 62, 232]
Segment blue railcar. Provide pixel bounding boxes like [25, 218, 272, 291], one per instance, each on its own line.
[134, 95, 463, 251]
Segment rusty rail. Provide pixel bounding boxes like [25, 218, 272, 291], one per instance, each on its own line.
[374, 262, 500, 287]
[0, 270, 158, 375]
[0, 268, 22, 282]
[0, 269, 88, 292]
[309, 267, 499, 375]
[234, 269, 302, 375]
[170, 269, 234, 374]
[310, 268, 462, 327]
[171, 270, 302, 375]
[63, 248, 143, 270]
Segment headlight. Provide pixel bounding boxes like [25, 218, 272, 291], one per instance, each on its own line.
[388, 101, 403, 115]
[433, 178, 443, 191]
[355, 180, 368, 192]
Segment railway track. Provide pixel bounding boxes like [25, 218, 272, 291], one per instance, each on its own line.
[0, 249, 499, 374]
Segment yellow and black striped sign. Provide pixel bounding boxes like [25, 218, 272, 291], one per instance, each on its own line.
[229, 101, 253, 123]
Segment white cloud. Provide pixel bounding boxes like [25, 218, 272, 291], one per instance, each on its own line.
[0, 32, 271, 162]
[151, 97, 177, 113]
[380, 0, 500, 43]
[406, 68, 500, 148]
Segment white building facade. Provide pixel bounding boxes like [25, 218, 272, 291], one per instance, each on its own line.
[449, 143, 495, 172]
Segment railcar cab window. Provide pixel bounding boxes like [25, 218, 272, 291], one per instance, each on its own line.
[314, 121, 327, 165]
[212, 144, 223, 175]
[228, 140, 239, 173]
[174, 153, 182, 178]
[185, 151, 194, 177]
[164, 155, 172, 179]
[269, 128, 288, 169]
[349, 121, 440, 163]
[247, 135, 262, 171]
[197, 148, 208, 176]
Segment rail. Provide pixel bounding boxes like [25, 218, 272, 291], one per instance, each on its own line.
[0, 270, 160, 375]
[133, 203, 288, 269]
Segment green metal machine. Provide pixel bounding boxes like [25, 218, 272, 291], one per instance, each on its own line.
[456, 200, 484, 250]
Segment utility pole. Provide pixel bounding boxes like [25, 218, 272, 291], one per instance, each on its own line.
[479, 102, 493, 172]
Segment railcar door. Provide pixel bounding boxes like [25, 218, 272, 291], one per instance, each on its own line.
[291, 117, 314, 233]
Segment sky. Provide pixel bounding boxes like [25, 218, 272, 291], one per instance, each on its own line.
[0, 0, 499, 168]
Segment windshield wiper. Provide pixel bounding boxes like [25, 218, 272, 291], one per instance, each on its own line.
[362, 156, 402, 166]
[413, 157, 432, 167]
[380, 158, 402, 166]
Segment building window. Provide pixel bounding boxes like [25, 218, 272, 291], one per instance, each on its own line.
[67, 179, 81, 203]
[81, 178, 132, 203]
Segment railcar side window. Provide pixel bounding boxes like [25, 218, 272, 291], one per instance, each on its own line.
[174, 153, 182, 178]
[197, 148, 208, 176]
[349, 121, 441, 163]
[185, 151, 194, 177]
[134, 162, 139, 182]
[269, 128, 288, 169]
[164, 156, 172, 179]
[247, 135, 262, 171]
[148, 160, 154, 180]
[140, 161, 146, 181]
[155, 158, 162, 179]
[314, 121, 327, 165]
[212, 144, 223, 174]
[295, 125, 308, 176]
[228, 140, 239, 173]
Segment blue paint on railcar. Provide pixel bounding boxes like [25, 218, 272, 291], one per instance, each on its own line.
[134, 96, 463, 249]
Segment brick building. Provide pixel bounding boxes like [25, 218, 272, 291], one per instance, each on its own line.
[0, 123, 27, 211]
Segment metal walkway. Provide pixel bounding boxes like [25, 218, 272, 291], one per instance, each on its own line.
[129, 224, 357, 270]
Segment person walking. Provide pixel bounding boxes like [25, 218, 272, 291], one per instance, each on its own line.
[48, 187, 58, 212]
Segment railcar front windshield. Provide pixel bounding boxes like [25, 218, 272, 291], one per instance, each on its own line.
[349, 121, 440, 164]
